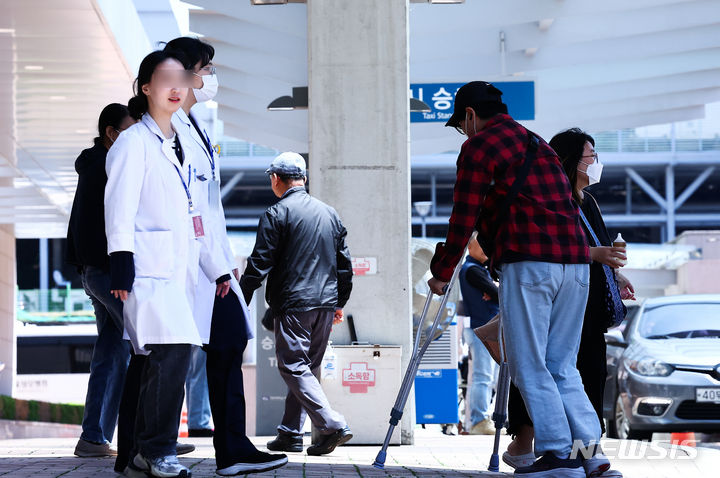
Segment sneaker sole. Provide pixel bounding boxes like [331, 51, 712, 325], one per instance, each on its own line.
[306, 432, 353, 456]
[513, 468, 585, 478]
[216, 457, 288, 476]
[148, 469, 190, 478]
[74, 450, 115, 457]
[502, 452, 536, 469]
[266, 444, 303, 453]
[585, 459, 611, 477]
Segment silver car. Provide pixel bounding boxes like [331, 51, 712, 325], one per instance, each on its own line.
[604, 294, 720, 440]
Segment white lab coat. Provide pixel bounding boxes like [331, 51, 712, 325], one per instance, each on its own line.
[172, 109, 253, 343]
[105, 114, 202, 354]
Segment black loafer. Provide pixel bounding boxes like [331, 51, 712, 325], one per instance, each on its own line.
[267, 434, 303, 453]
[306, 427, 353, 456]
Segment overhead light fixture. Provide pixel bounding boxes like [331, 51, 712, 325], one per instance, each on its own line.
[25, 65, 44, 71]
[410, 98, 431, 113]
[524, 47, 539, 57]
[75, 129, 91, 134]
[427, 0, 465, 4]
[267, 87, 308, 111]
[0, 28, 15, 34]
[267, 96, 294, 111]
[50, 96, 67, 101]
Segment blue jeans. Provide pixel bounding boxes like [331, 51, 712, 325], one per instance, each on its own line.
[462, 327, 497, 427]
[80, 266, 131, 444]
[500, 261, 600, 457]
[185, 345, 212, 430]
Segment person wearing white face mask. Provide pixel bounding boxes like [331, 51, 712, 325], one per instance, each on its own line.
[502, 128, 634, 478]
[164, 37, 288, 476]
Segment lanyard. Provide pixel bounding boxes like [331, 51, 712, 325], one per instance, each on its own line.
[202, 130, 216, 180]
[188, 114, 216, 180]
[145, 123, 194, 213]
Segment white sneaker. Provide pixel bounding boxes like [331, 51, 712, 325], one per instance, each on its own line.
[502, 451, 536, 469]
[134, 453, 190, 478]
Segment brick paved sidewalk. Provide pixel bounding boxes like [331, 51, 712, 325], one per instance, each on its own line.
[0, 428, 717, 477]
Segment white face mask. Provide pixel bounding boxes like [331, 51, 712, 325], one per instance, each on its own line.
[585, 160, 603, 185]
[193, 74, 218, 103]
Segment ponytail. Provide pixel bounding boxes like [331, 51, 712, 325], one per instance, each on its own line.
[127, 91, 148, 120]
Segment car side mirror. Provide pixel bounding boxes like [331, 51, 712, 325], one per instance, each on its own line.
[605, 330, 628, 348]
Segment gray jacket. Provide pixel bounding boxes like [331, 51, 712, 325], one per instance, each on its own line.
[240, 187, 353, 313]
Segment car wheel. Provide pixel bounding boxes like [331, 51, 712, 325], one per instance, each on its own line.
[614, 394, 652, 441]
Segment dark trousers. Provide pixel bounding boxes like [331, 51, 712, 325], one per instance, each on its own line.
[507, 311, 607, 436]
[136, 344, 192, 459]
[114, 344, 191, 469]
[274, 309, 346, 436]
[205, 290, 256, 469]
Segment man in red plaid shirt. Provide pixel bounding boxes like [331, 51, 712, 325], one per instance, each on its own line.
[429, 82, 613, 478]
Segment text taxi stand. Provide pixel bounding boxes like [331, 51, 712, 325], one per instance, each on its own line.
[410, 81, 535, 123]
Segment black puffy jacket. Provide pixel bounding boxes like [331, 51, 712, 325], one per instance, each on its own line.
[240, 187, 353, 314]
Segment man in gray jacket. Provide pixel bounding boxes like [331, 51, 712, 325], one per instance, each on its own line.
[240, 152, 353, 456]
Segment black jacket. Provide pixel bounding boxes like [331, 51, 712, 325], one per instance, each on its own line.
[240, 187, 353, 314]
[66, 139, 111, 271]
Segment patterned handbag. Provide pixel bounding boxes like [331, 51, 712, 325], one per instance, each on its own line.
[577, 208, 627, 328]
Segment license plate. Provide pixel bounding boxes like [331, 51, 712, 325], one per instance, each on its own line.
[696, 388, 720, 403]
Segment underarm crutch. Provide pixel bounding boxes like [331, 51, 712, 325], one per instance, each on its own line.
[372, 237, 471, 469]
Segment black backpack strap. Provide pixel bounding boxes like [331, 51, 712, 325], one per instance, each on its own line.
[476, 131, 539, 263]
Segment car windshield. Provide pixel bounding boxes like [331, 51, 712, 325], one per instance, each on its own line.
[638, 303, 720, 339]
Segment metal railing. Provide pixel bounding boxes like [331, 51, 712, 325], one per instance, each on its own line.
[594, 130, 720, 153]
[17, 288, 94, 324]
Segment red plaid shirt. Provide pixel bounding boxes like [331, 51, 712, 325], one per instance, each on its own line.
[430, 114, 590, 282]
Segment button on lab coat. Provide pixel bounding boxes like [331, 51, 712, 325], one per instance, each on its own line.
[172, 109, 253, 343]
[105, 114, 202, 354]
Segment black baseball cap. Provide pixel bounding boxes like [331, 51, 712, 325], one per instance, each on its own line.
[445, 81, 506, 128]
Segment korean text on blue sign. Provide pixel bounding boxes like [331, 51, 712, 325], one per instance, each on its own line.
[409, 81, 535, 123]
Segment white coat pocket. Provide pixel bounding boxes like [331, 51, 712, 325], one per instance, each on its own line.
[134, 230, 174, 279]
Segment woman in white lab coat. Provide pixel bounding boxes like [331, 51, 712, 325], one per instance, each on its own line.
[104, 49, 199, 478]
[165, 37, 286, 476]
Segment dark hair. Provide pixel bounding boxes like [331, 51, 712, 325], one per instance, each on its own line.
[95, 103, 130, 143]
[469, 101, 508, 120]
[163, 37, 214, 69]
[127, 50, 190, 120]
[550, 127, 595, 204]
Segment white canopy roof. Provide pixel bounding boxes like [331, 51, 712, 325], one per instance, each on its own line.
[189, 0, 720, 153]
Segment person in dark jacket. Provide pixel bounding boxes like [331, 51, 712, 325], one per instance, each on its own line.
[458, 238, 498, 435]
[66, 103, 135, 457]
[240, 152, 354, 456]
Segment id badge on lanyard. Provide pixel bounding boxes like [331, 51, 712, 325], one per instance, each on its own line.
[165, 132, 204, 239]
[202, 129, 221, 214]
[208, 180, 221, 213]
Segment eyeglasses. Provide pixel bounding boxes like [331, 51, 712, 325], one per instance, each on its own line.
[581, 152, 599, 162]
[195, 64, 216, 76]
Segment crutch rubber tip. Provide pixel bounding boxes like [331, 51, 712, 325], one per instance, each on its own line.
[488, 454, 499, 472]
[372, 451, 387, 469]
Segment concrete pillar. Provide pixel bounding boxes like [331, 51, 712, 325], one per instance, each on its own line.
[0, 224, 16, 396]
[307, 0, 413, 443]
